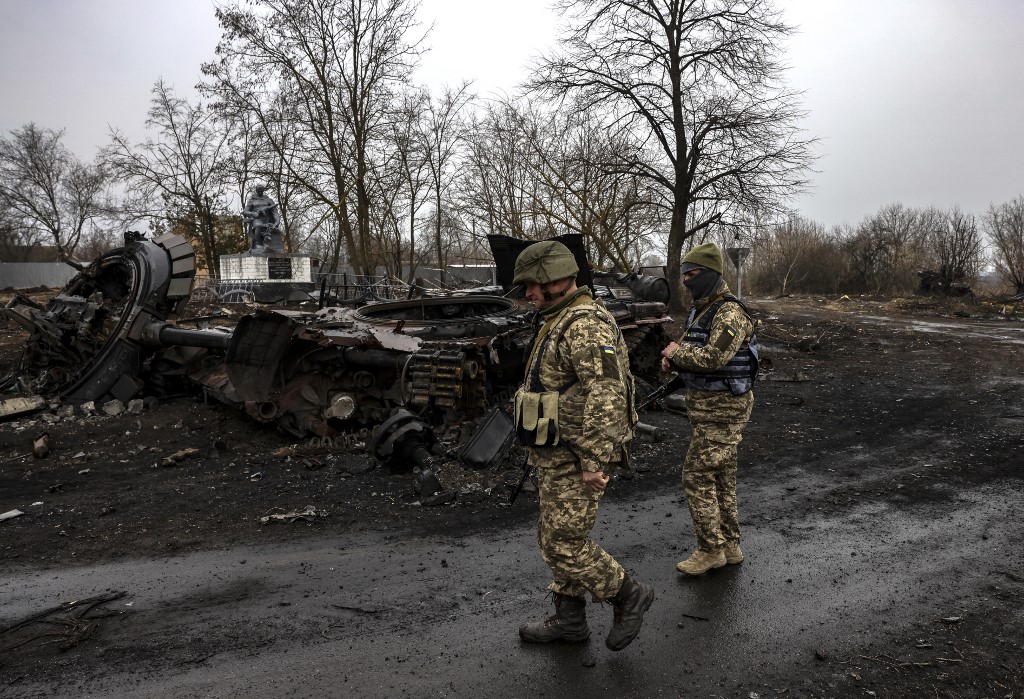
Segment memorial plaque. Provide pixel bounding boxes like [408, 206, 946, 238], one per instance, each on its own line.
[267, 257, 293, 280]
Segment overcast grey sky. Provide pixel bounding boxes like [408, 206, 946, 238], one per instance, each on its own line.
[1, 0, 1022, 228]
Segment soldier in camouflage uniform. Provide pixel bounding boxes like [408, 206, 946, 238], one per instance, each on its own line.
[661, 243, 760, 576]
[513, 240, 655, 651]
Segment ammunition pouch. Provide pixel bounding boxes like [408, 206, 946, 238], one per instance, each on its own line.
[514, 388, 561, 447]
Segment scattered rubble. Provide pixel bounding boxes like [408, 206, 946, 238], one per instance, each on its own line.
[102, 400, 125, 417]
[31, 432, 51, 458]
[3, 284, 1022, 697]
[159, 448, 200, 467]
[259, 505, 325, 525]
[2, 232, 675, 496]
[0, 395, 45, 420]
[420, 491, 457, 507]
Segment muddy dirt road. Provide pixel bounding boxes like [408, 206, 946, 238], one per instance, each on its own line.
[1, 294, 1022, 698]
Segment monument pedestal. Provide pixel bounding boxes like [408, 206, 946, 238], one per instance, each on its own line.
[218, 252, 315, 303]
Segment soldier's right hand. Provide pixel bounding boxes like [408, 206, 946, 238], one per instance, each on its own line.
[581, 470, 609, 492]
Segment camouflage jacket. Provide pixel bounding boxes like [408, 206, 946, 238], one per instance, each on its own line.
[524, 288, 636, 472]
[668, 283, 754, 374]
[667, 282, 756, 421]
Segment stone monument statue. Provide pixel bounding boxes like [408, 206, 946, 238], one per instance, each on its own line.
[242, 183, 284, 253]
[221, 184, 313, 300]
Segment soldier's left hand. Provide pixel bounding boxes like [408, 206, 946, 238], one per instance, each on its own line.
[661, 342, 680, 358]
[581, 471, 609, 492]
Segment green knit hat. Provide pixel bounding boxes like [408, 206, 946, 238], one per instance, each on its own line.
[681, 243, 724, 274]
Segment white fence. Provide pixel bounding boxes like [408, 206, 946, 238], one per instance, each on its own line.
[0, 262, 79, 290]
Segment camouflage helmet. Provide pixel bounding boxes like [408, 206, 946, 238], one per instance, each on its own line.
[513, 240, 579, 285]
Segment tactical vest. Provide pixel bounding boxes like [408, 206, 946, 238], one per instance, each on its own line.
[515, 298, 635, 452]
[679, 294, 760, 395]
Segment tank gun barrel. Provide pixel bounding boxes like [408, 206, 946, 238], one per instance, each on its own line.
[141, 322, 234, 350]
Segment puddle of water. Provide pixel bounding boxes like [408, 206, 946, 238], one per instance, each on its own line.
[859, 315, 1024, 346]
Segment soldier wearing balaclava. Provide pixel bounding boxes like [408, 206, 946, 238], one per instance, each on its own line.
[660, 243, 760, 576]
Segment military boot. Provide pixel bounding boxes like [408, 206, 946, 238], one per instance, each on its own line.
[605, 575, 655, 651]
[723, 541, 744, 564]
[676, 548, 727, 576]
[519, 593, 590, 643]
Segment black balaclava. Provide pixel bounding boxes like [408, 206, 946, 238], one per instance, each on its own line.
[682, 267, 722, 301]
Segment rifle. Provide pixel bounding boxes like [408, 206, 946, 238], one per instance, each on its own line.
[636, 372, 687, 412]
[509, 460, 533, 504]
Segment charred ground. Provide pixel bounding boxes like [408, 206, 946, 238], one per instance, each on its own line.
[1, 289, 1023, 698]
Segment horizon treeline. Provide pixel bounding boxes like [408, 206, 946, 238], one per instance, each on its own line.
[1, 1, 1022, 300]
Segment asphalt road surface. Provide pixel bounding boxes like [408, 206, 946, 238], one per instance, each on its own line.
[3, 296, 1022, 697]
[3, 471, 1021, 698]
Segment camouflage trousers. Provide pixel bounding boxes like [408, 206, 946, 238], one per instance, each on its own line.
[535, 460, 625, 601]
[682, 392, 753, 552]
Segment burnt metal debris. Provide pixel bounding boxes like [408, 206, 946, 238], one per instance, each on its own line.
[2, 232, 673, 491]
[370, 409, 444, 496]
[1, 231, 221, 401]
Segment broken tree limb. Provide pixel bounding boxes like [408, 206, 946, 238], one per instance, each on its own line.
[0, 591, 128, 653]
[0, 591, 126, 637]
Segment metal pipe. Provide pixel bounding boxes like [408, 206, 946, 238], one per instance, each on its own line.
[158, 326, 233, 350]
[141, 322, 233, 350]
[339, 347, 408, 371]
[634, 421, 667, 442]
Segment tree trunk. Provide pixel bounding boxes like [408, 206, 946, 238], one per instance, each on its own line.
[336, 199, 359, 275]
[356, 151, 372, 276]
[666, 203, 688, 315]
[434, 188, 444, 277]
[408, 193, 418, 282]
[202, 196, 217, 276]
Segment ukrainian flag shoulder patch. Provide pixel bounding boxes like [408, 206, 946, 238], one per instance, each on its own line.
[714, 325, 739, 351]
[599, 344, 619, 378]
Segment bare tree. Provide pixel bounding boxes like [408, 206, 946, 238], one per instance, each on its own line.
[0, 206, 45, 260]
[459, 99, 543, 241]
[458, 97, 661, 273]
[928, 207, 982, 293]
[366, 162, 405, 278]
[219, 108, 261, 221]
[102, 80, 231, 271]
[752, 216, 814, 294]
[845, 203, 932, 294]
[420, 82, 473, 272]
[522, 102, 661, 271]
[0, 123, 107, 265]
[747, 216, 853, 295]
[391, 88, 432, 280]
[202, 0, 425, 275]
[530, 0, 814, 311]
[75, 227, 122, 261]
[985, 196, 1024, 294]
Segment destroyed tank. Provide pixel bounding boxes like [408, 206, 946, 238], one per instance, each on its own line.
[3, 232, 673, 488]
